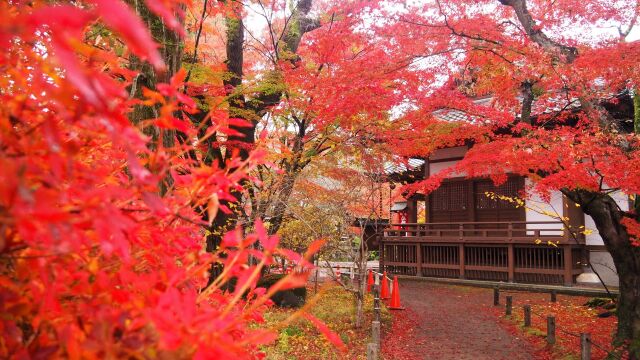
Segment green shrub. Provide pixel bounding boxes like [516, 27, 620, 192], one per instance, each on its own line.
[584, 297, 613, 308]
[257, 273, 307, 308]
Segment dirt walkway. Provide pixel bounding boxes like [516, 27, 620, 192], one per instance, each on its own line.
[382, 280, 539, 360]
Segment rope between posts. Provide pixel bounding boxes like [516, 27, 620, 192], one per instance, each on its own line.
[527, 307, 622, 360]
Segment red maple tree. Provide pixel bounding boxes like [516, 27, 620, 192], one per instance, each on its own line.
[369, 0, 640, 356]
[0, 1, 336, 358]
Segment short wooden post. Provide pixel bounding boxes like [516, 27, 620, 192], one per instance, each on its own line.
[581, 333, 591, 360]
[550, 290, 557, 302]
[494, 287, 500, 306]
[372, 321, 381, 348]
[523, 305, 531, 327]
[373, 286, 381, 322]
[506, 296, 513, 315]
[547, 316, 556, 345]
[367, 343, 378, 360]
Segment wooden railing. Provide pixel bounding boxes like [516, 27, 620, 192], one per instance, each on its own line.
[383, 221, 584, 245]
[380, 221, 585, 286]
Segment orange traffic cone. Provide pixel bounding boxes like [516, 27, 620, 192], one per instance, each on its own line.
[380, 271, 390, 299]
[388, 276, 404, 310]
[367, 269, 374, 292]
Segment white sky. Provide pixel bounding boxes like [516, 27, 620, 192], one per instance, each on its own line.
[627, 26, 640, 41]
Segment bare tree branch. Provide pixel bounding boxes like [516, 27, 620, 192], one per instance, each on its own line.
[498, 0, 577, 63]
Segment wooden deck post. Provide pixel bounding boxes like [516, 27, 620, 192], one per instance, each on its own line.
[508, 244, 515, 282]
[459, 244, 465, 279]
[563, 245, 573, 286]
[506, 296, 512, 315]
[415, 243, 422, 277]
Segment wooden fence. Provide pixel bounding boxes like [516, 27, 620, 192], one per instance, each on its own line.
[380, 221, 585, 286]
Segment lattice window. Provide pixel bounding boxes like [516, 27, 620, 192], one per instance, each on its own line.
[431, 181, 468, 211]
[475, 178, 521, 209]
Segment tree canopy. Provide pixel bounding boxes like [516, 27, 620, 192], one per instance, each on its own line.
[2, 0, 640, 358]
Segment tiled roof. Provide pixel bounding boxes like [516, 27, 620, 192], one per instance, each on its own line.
[383, 158, 425, 175]
[433, 92, 619, 123]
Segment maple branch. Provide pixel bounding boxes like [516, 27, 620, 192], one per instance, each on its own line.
[618, 2, 640, 39]
[497, 0, 577, 63]
[184, 0, 209, 85]
[246, 0, 320, 116]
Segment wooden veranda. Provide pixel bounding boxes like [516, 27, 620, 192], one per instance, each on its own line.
[380, 221, 586, 286]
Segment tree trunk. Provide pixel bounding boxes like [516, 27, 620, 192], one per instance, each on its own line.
[354, 245, 368, 329]
[355, 265, 365, 329]
[127, 0, 184, 194]
[266, 171, 300, 235]
[569, 191, 640, 357]
[205, 1, 319, 282]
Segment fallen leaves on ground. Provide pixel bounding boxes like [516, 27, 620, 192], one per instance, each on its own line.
[488, 290, 622, 360]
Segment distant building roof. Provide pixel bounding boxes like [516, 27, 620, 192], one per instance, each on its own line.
[383, 158, 424, 176]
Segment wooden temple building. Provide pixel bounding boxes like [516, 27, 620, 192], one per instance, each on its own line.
[379, 94, 633, 287]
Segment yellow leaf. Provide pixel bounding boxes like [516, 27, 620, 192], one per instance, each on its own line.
[207, 193, 219, 226]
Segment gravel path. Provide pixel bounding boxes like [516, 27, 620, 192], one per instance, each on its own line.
[382, 280, 538, 360]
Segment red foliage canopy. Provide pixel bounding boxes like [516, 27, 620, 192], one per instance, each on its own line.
[0, 1, 328, 358]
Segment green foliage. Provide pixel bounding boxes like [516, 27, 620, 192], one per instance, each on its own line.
[277, 204, 346, 257]
[584, 297, 613, 307]
[283, 325, 303, 337]
[182, 63, 220, 85]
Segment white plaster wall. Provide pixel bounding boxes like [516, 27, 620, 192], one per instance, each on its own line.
[585, 191, 630, 246]
[524, 179, 564, 236]
[589, 251, 619, 286]
[580, 190, 626, 287]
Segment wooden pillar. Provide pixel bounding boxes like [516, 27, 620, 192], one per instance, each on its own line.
[459, 244, 465, 279]
[407, 198, 418, 224]
[563, 245, 573, 286]
[415, 243, 422, 277]
[508, 244, 515, 282]
[467, 179, 475, 222]
[563, 194, 585, 243]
